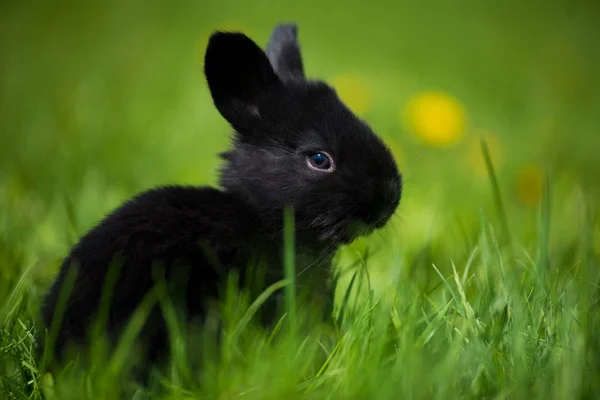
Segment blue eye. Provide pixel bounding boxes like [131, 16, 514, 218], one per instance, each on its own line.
[307, 152, 334, 172]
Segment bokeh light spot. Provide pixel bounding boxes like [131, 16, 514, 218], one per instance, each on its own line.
[402, 91, 467, 147]
[467, 132, 504, 177]
[330, 74, 372, 117]
[516, 165, 543, 206]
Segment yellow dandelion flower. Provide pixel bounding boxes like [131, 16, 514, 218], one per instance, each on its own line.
[198, 21, 256, 63]
[467, 132, 504, 177]
[402, 91, 467, 147]
[516, 165, 543, 206]
[330, 73, 372, 117]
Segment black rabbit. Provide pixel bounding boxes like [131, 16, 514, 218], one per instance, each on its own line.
[40, 23, 402, 371]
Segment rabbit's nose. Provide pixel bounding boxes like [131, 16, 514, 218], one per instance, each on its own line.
[356, 175, 401, 228]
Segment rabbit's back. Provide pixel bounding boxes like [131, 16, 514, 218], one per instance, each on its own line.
[41, 186, 260, 359]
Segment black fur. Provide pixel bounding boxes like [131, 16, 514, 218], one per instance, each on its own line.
[40, 23, 402, 372]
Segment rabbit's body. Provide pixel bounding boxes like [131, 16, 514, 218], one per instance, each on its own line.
[42, 186, 332, 363]
[40, 23, 402, 369]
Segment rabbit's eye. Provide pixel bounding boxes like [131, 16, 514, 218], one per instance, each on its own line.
[306, 152, 334, 172]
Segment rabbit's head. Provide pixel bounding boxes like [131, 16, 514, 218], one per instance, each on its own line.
[204, 28, 401, 244]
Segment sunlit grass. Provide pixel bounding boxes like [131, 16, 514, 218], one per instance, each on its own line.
[2, 196, 599, 399]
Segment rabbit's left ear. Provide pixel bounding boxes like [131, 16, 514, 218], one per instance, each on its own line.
[204, 32, 282, 130]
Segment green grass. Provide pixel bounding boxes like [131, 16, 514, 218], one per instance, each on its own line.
[1, 0, 600, 398]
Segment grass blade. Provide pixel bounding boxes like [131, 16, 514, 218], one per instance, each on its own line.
[283, 207, 297, 329]
[481, 137, 511, 245]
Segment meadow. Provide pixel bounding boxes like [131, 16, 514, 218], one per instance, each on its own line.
[1, 0, 599, 398]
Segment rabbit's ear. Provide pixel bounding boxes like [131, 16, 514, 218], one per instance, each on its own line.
[204, 31, 282, 130]
[266, 23, 305, 81]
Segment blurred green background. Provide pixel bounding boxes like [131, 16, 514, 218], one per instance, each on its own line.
[1, 0, 599, 309]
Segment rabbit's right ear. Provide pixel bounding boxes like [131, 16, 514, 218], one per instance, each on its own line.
[204, 32, 282, 130]
[266, 24, 305, 81]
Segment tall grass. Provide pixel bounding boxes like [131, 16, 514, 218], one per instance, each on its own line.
[1, 149, 599, 399]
